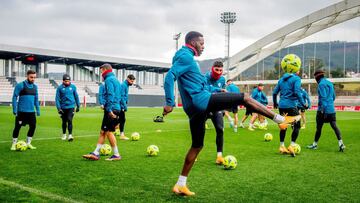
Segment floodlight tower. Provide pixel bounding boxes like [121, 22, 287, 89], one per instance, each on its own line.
[220, 12, 237, 77]
[173, 32, 181, 51]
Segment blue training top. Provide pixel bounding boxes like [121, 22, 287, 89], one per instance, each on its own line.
[103, 72, 121, 112]
[273, 73, 306, 109]
[297, 88, 311, 109]
[317, 77, 336, 114]
[120, 80, 130, 111]
[12, 80, 40, 115]
[252, 88, 268, 106]
[55, 83, 80, 110]
[164, 46, 211, 116]
[226, 83, 240, 93]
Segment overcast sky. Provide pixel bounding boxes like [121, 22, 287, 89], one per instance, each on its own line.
[0, 0, 359, 63]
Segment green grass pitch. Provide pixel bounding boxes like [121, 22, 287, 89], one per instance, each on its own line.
[0, 106, 359, 202]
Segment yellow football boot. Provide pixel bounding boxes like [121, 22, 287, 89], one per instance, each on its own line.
[172, 184, 195, 196]
[279, 146, 289, 154]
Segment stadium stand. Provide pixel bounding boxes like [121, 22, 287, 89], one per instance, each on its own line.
[134, 85, 164, 95]
[0, 76, 165, 105]
[0, 76, 14, 103]
[54, 80, 97, 104]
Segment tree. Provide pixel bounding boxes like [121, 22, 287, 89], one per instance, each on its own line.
[330, 68, 345, 78]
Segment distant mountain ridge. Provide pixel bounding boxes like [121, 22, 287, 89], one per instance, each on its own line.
[198, 41, 360, 77]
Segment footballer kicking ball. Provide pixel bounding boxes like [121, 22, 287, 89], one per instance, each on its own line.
[281, 54, 302, 73]
[147, 145, 159, 156]
[16, 140, 27, 151]
[293, 144, 301, 154]
[223, 155, 238, 170]
[100, 144, 112, 156]
[264, 133, 273, 142]
[131, 132, 140, 141]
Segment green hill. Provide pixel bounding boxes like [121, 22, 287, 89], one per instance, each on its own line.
[199, 41, 360, 79]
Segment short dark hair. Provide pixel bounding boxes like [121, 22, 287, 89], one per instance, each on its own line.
[226, 79, 232, 83]
[213, 61, 223, 68]
[127, 74, 135, 80]
[258, 83, 264, 87]
[27, 70, 36, 75]
[185, 31, 203, 44]
[100, 63, 112, 70]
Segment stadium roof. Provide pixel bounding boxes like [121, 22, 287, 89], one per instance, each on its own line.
[0, 43, 171, 72]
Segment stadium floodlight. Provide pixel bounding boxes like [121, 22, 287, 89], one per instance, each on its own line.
[220, 12, 237, 77]
[173, 32, 181, 51]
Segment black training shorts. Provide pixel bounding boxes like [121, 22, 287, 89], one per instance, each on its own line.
[189, 92, 245, 148]
[15, 112, 36, 126]
[279, 108, 300, 117]
[60, 108, 75, 121]
[316, 111, 336, 123]
[101, 110, 121, 132]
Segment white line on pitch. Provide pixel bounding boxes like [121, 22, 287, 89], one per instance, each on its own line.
[0, 117, 359, 144]
[0, 128, 190, 144]
[0, 177, 82, 203]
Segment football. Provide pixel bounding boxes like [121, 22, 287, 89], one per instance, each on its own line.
[131, 132, 140, 141]
[147, 145, 159, 156]
[264, 133, 273, 142]
[100, 144, 112, 156]
[281, 54, 302, 73]
[293, 143, 301, 154]
[15, 140, 27, 151]
[223, 155, 238, 170]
